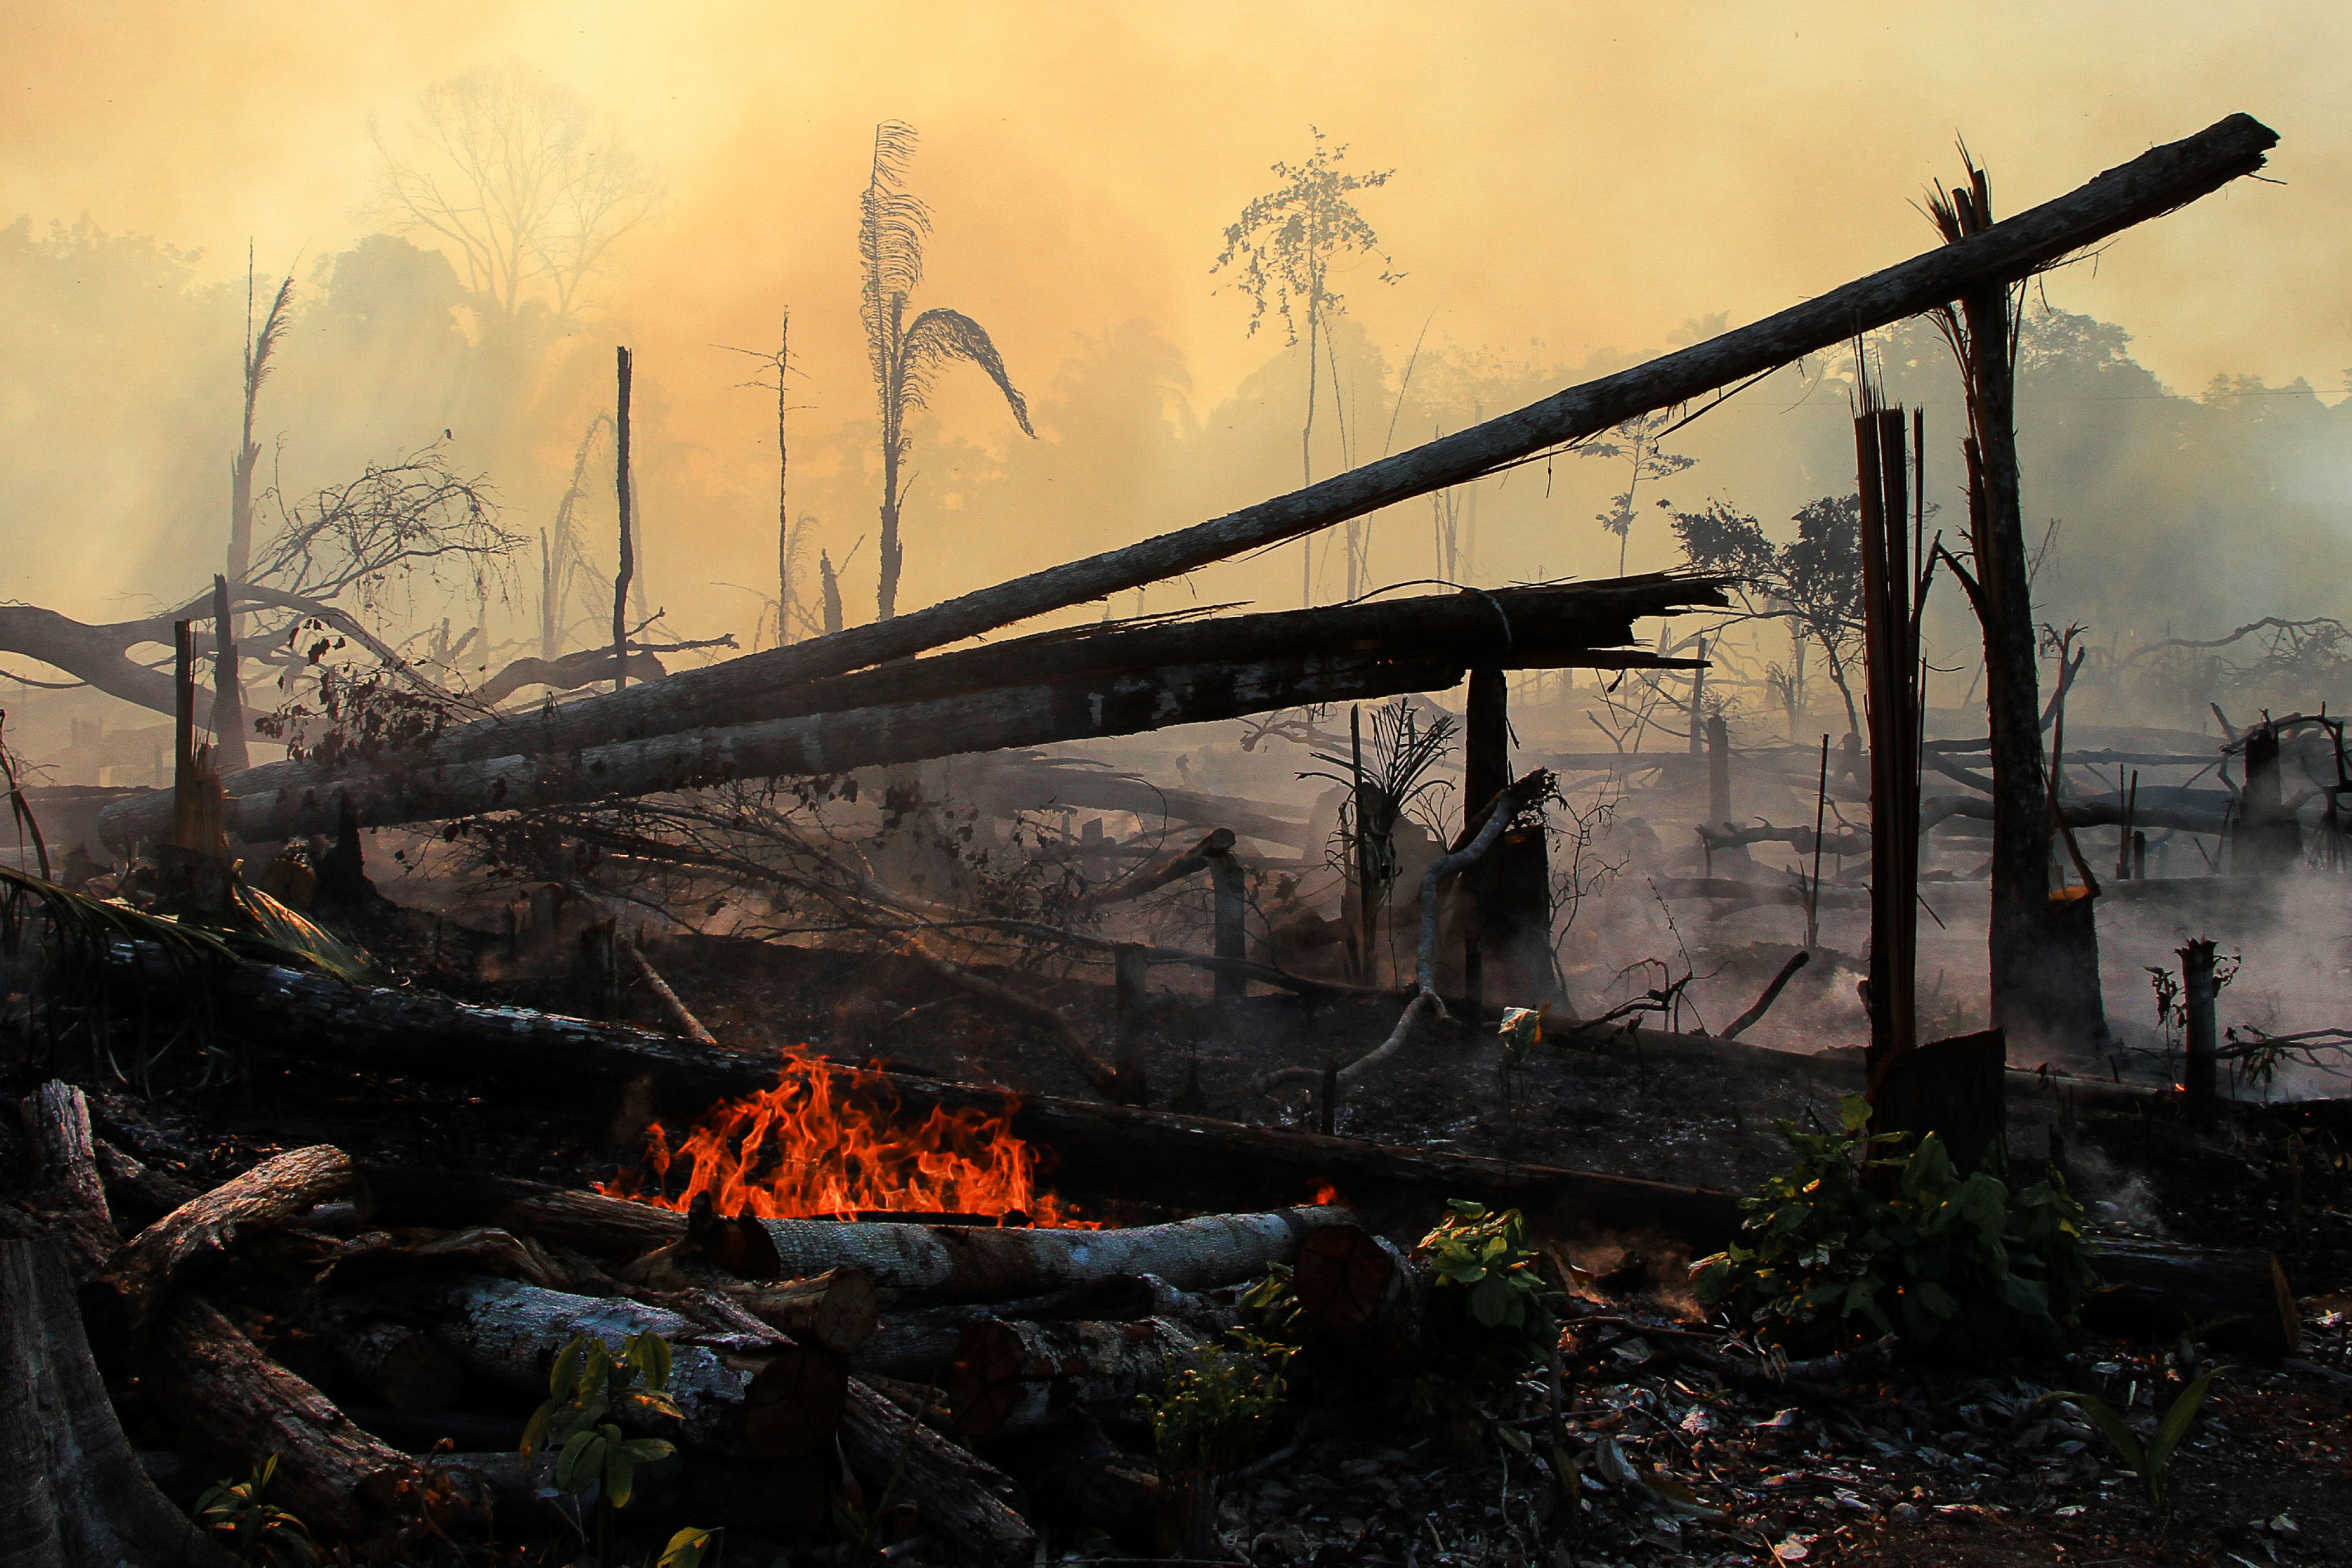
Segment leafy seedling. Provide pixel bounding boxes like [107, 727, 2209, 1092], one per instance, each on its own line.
[2045, 1370, 2217, 1509]
[193, 1455, 318, 1568]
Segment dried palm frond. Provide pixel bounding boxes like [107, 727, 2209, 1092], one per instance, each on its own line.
[897, 307, 1036, 434]
[859, 119, 932, 385]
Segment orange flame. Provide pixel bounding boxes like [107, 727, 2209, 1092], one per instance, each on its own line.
[602, 1049, 1090, 1226]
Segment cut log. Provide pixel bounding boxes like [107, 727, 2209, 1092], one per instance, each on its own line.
[93, 1136, 204, 1225]
[317, 1314, 468, 1413]
[24, 1082, 109, 1223]
[0, 1239, 235, 1568]
[2082, 1238, 2301, 1357]
[949, 1316, 1199, 1438]
[740, 1205, 1348, 1302]
[1293, 1222, 1428, 1364]
[149, 1295, 448, 1551]
[358, 1163, 688, 1257]
[739, 1343, 850, 1460]
[840, 1374, 1035, 1562]
[727, 1267, 881, 1356]
[87, 1144, 353, 1340]
[853, 1273, 1232, 1381]
[423, 1276, 778, 1450]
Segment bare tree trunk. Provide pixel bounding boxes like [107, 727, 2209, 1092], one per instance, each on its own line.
[612, 346, 635, 692]
[1940, 164, 2109, 1056]
[774, 310, 795, 646]
[203, 577, 247, 774]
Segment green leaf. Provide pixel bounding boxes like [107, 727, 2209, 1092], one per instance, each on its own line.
[658, 1527, 718, 1568]
[621, 1438, 676, 1463]
[604, 1432, 635, 1510]
[555, 1428, 605, 1497]
[2146, 1371, 2217, 1488]
[520, 1402, 554, 1457]
[1838, 1095, 1872, 1133]
[550, 1337, 586, 1398]
[2056, 1392, 2144, 1474]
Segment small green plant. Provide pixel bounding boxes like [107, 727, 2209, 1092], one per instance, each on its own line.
[1415, 1200, 1564, 1385]
[1147, 1335, 1293, 1483]
[522, 1332, 687, 1562]
[2045, 1371, 2217, 1508]
[1692, 1095, 2096, 1357]
[193, 1456, 317, 1567]
[658, 1525, 721, 1567]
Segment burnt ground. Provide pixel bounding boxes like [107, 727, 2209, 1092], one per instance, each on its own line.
[18, 904, 2352, 1567]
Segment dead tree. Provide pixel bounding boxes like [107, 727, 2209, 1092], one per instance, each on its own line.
[1929, 157, 2111, 1056]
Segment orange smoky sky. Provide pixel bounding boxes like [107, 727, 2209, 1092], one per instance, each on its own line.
[5, 0, 2348, 630]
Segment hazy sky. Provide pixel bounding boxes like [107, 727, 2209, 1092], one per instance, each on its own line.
[7, 1, 2348, 630]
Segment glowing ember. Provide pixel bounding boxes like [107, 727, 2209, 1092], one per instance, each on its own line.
[602, 1049, 1090, 1226]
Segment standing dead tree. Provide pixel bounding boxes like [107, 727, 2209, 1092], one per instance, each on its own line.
[1926, 153, 2110, 1054]
[860, 119, 1036, 622]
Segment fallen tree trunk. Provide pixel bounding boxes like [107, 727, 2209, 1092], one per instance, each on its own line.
[108, 582, 1714, 847]
[161, 115, 2274, 784]
[423, 1276, 784, 1450]
[0, 1240, 235, 1568]
[948, 1315, 1200, 1438]
[2081, 1238, 2301, 1356]
[86, 1143, 353, 1338]
[840, 1374, 1035, 1562]
[149, 1295, 443, 1551]
[853, 1273, 1233, 1380]
[742, 1205, 1348, 1302]
[357, 1163, 687, 1257]
[726, 1268, 881, 1357]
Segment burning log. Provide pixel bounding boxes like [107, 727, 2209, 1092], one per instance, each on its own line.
[85, 1143, 353, 1340]
[948, 1315, 1200, 1438]
[0, 1240, 235, 1568]
[149, 1295, 447, 1550]
[840, 1374, 1035, 1562]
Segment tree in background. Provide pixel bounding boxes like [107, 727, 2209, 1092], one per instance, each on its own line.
[1672, 496, 1866, 742]
[859, 119, 1036, 622]
[1213, 129, 1398, 606]
[1586, 409, 1695, 576]
[371, 62, 660, 329]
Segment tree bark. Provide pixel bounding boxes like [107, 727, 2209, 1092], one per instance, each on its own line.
[149, 1295, 442, 1551]
[851, 1273, 1232, 1381]
[18, 1081, 118, 1280]
[948, 1315, 1199, 1438]
[738, 1205, 1347, 1302]
[2083, 1238, 2301, 1357]
[86, 1144, 353, 1340]
[357, 1163, 687, 1258]
[103, 578, 1719, 849]
[726, 1267, 881, 1357]
[839, 1374, 1035, 1562]
[0, 1240, 235, 1568]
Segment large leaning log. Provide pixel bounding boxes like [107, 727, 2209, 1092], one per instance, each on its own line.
[102, 112, 2273, 804]
[0, 1240, 235, 1568]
